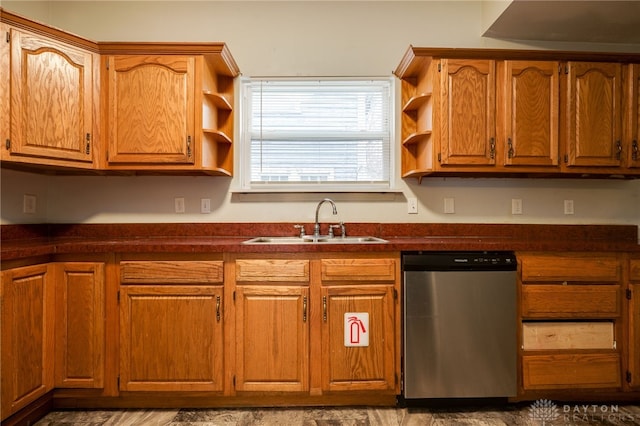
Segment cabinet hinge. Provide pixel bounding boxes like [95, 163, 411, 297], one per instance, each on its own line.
[564, 64, 569, 74]
[437, 62, 441, 72]
[627, 288, 632, 300]
[85, 133, 91, 155]
[564, 154, 568, 164]
[5, 139, 10, 150]
[117, 376, 120, 387]
[233, 290, 236, 302]
[117, 290, 120, 304]
[393, 288, 398, 300]
[627, 371, 632, 383]
[233, 375, 236, 388]
[437, 152, 442, 162]
[5, 31, 9, 43]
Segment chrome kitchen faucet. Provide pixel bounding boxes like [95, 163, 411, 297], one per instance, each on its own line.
[313, 198, 337, 238]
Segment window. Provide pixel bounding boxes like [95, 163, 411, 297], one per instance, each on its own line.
[239, 78, 394, 191]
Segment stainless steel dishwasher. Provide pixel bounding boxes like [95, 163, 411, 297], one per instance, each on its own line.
[402, 251, 517, 399]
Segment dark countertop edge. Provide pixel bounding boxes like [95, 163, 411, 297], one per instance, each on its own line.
[2, 223, 639, 261]
[2, 236, 639, 262]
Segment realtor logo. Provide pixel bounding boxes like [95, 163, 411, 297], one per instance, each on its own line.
[529, 399, 560, 425]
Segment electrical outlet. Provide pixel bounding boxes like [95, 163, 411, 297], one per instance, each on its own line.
[174, 197, 185, 213]
[23, 194, 36, 214]
[564, 199, 574, 215]
[444, 197, 455, 214]
[407, 197, 418, 214]
[511, 198, 523, 215]
[201, 198, 211, 214]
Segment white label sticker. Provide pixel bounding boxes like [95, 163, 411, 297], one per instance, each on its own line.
[344, 312, 369, 347]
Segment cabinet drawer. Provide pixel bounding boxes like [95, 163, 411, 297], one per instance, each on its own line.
[522, 322, 614, 350]
[522, 353, 621, 390]
[521, 255, 620, 283]
[321, 258, 396, 282]
[630, 258, 640, 281]
[120, 261, 223, 284]
[235, 259, 309, 282]
[522, 285, 620, 318]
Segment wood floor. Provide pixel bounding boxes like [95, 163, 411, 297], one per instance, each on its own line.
[33, 404, 640, 425]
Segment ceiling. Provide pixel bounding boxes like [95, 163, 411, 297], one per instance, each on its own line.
[483, 0, 640, 45]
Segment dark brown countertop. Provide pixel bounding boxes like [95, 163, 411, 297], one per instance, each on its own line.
[1, 223, 639, 262]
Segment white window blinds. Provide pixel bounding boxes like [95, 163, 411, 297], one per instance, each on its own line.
[241, 78, 393, 191]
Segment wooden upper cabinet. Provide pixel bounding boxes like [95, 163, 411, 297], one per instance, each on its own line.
[439, 59, 496, 167]
[501, 60, 560, 167]
[102, 43, 240, 175]
[106, 55, 196, 165]
[564, 61, 623, 168]
[626, 64, 640, 169]
[4, 27, 96, 168]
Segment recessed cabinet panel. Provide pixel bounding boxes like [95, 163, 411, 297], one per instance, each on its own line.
[565, 61, 623, 168]
[7, 28, 95, 165]
[439, 59, 496, 166]
[119, 285, 224, 391]
[503, 60, 559, 167]
[321, 285, 396, 392]
[55, 262, 105, 388]
[107, 55, 195, 164]
[235, 285, 309, 392]
[627, 64, 640, 168]
[1, 264, 54, 420]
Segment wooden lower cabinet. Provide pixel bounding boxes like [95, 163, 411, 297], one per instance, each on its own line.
[231, 254, 400, 397]
[118, 258, 225, 392]
[119, 285, 224, 391]
[629, 257, 640, 389]
[517, 252, 624, 396]
[321, 285, 396, 391]
[235, 285, 309, 392]
[54, 261, 105, 389]
[1, 264, 54, 420]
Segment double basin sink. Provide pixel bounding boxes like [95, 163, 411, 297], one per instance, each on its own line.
[243, 236, 388, 245]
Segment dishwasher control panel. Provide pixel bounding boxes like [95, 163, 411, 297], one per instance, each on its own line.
[402, 251, 517, 271]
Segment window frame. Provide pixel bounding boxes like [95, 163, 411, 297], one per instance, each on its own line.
[237, 76, 396, 193]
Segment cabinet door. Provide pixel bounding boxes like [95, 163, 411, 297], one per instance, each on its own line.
[627, 64, 640, 169]
[0, 23, 9, 153]
[503, 60, 559, 167]
[321, 285, 396, 392]
[439, 59, 496, 166]
[565, 61, 623, 167]
[7, 28, 94, 164]
[235, 285, 309, 392]
[629, 258, 640, 389]
[1, 264, 54, 420]
[107, 55, 195, 165]
[119, 285, 223, 391]
[54, 262, 105, 389]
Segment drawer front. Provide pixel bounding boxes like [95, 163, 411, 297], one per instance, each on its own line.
[521, 255, 620, 283]
[120, 261, 223, 284]
[522, 322, 614, 350]
[235, 259, 309, 282]
[522, 353, 621, 390]
[522, 285, 620, 318]
[630, 258, 640, 281]
[321, 258, 396, 282]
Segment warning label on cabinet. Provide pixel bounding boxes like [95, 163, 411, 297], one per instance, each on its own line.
[344, 312, 369, 347]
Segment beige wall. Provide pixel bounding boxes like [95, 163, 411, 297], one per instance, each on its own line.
[1, 1, 639, 230]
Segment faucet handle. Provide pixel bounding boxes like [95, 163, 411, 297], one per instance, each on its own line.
[294, 224, 306, 237]
[329, 224, 341, 238]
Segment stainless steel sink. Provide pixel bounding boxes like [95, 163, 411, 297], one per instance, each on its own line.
[243, 236, 388, 244]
